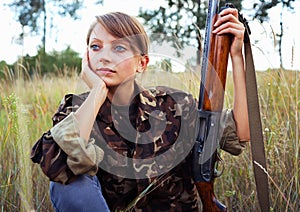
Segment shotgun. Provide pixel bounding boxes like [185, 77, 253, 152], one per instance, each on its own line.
[192, 1, 233, 211]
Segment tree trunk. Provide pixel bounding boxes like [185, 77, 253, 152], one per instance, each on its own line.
[42, 0, 46, 54]
[278, 1, 284, 69]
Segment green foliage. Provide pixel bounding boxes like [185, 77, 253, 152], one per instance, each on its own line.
[138, 0, 242, 64]
[252, 0, 295, 69]
[253, 0, 295, 23]
[9, 0, 42, 33]
[10, 46, 82, 76]
[0, 60, 8, 78]
[9, 0, 84, 31]
[8, 0, 85, 52]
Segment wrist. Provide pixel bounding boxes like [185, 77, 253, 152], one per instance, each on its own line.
[230, 50, 243, 60]
[90, 85, 107, 106]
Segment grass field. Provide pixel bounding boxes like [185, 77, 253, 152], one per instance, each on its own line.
[0, 64, 299, 211]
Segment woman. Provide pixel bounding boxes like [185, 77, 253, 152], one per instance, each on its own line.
[31, 9, 249, 211]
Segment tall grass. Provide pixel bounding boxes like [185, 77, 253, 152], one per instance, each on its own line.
[0, 64, 299, 211]
[0, 64, 80, 211]
[218, 69, 300, 211]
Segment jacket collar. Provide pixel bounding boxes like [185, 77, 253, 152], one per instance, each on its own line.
[98, 81, 166, 125]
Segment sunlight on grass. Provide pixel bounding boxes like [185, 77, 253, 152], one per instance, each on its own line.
[0, 62, 299, 211]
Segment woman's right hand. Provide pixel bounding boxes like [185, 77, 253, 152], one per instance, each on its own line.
[75, 51, 108, 141]
[81, 50, 108, 92]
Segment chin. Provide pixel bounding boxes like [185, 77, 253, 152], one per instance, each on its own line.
[101, 80, 119, 88]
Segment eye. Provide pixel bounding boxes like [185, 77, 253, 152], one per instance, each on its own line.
[90, 44, 101, 51]
[114, 45, 127, 52]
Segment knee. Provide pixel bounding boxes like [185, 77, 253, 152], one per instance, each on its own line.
[50, 175, 109, 211]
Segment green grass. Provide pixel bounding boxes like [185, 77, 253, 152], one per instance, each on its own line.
[0, 65, 299, 211]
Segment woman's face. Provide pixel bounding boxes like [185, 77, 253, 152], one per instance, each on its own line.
[88, 22, 142, 87]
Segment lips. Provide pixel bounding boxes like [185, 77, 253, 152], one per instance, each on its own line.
[95, 68, 116, 75]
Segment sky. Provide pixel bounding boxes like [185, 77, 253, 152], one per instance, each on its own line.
[0, 0, 299, 70]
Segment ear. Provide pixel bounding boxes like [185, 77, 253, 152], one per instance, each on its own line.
[137, 55, 149, 73]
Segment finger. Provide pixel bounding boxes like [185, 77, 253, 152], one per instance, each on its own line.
[214, 28, 244, 41]
[213, 22, 244, 37]
[214, 13, 240, 28]
[219, 7, 238, 18]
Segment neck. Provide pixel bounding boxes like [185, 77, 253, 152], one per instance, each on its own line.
[108, 80, 135, 105]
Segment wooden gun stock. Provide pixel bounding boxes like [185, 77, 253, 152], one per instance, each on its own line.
[195, 181, 226, 212]
[193, 2, 232, 211]
[202, 32, 231, 112]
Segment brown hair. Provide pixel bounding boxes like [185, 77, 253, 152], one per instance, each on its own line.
[86, 12, 149, 55]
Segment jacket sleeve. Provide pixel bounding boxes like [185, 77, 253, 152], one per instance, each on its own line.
[192, 97, 247, 156]
[219, 109, 247, 155]
[30, 94, 104, 184]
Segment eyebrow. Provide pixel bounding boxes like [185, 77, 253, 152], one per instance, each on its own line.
[90, 38, 103, 44]
[90, 37, 129, 46]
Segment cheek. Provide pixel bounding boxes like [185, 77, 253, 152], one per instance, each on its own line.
[88, 52, 97, 70]
[117, 59, 138, 73]
[117, 55, 139, 69]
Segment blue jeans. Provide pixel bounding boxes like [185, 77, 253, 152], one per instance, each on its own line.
[50, 174, 110, 212]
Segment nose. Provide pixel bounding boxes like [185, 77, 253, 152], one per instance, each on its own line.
[98, 46, 111, 64]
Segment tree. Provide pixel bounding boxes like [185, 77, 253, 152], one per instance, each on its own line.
[13, 46, 82, 75]
[8, 0, 98, 54]
[253, 0, 295, 69]
[138, 0, 242, 66]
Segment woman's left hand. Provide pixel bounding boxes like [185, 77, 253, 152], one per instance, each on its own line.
[213, 7, 245, 57]
[213, 8, 250, 141]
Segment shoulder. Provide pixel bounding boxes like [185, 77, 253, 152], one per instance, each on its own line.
[58, 92, 89, 108]
[52, 92, 90, 124]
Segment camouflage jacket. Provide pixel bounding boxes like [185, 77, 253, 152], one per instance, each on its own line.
[31, 83, 246, 212]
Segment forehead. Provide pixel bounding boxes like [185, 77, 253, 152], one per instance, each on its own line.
[89, 22, 135, 46]
[89, 23, 117, 41]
